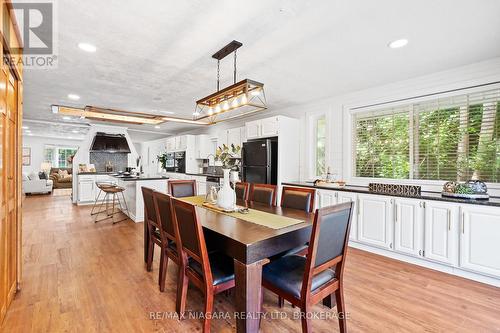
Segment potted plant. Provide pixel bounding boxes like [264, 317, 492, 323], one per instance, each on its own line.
[215, 144, 241, 210]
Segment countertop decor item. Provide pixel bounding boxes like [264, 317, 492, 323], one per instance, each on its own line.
[369, 183, 421, 197]
[217, 168, 236, 210]
[442, 180, 489, 199]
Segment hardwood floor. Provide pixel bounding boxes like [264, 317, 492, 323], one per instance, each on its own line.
[1, 193, 500, 332]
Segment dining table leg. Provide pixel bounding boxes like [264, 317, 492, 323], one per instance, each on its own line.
[234, 258, 269, 333]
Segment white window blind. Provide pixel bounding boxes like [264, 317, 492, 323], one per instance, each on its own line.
[354, 88, 500, 183]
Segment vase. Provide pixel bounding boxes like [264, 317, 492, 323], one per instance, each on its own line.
[217, 168, 236, 210]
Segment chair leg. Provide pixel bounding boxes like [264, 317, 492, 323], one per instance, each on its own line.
[278, 296, 284, 308]
[203, 293, 214, 333]
[146, 232, 154, 272]
[335, 288, 347, 333]
[159, 249, 168, 292]
[176, 265, 188, 318]
[300, 304, 312, 333]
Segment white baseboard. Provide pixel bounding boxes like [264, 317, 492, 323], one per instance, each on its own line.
[348, 241, 500, 287]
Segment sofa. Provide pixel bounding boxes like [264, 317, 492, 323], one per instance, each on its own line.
[49, 168, 73, 189]
[22, 173, 53, 194]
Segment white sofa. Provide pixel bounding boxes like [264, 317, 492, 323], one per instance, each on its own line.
[22, 173, 53, 194]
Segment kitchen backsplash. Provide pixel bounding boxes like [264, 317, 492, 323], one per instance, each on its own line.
[90, 152, 128, 172]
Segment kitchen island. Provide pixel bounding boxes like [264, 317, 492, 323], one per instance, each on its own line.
[77, 173, 169, 222]
[113, 175, 169, 222]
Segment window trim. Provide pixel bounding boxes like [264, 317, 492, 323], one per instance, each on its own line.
[306, 111, 329, 180]
[344, 83, 500, 191]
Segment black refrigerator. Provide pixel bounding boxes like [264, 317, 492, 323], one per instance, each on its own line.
[242, 139, 278, 185]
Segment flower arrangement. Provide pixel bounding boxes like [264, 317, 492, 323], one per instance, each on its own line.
[215, 144, 241, 169]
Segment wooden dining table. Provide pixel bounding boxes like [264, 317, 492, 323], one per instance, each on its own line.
[144, 199, 315, 333]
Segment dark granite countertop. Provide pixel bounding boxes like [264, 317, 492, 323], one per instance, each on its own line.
[185, 172, 224, 178]
[112, 175, 169, 182]
[282, 181, 500, 207]
[78, 172, 115, 175]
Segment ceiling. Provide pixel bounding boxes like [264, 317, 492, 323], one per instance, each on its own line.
[20, 0, 500, 141]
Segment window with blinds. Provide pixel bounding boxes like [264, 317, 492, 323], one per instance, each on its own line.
[354, 88, 500, 183]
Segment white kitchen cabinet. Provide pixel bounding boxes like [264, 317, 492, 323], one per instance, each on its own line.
[245, 120, 261, 139]
[175, 135, 187, 151]
[394, 198, 424, 257]
[245, 117, 280, 140]
[260, 116, 279, 137]
[317, 189, 336, 208]
[195, 135, 212, 159]
[336, 191, 358, 241]
[424, 201, 458, 266]
[227, 127, 242, 148]
[357, 194, 393, 249]
[166, 137, 175, 152]
[197, 181, 207, 196]
[78, 176, 95, 203]
[460, 205, 500, 278]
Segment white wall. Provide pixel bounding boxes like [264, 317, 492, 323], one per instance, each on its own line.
[21, 136, 83, 175]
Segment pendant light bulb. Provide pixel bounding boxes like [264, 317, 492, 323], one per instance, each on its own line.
[215, 104, 221, 113]
[222, 101, 229, 111]
[208, 107, 213, 115]
[251, 89, 260, 96]
[231, 97, 239, 108]
[241, 94, 248, 105]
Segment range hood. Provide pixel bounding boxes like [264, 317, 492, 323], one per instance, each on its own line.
[90, 132, 131, 153]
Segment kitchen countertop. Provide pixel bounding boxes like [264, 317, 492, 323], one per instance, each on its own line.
[78, 172, 115, 175]
[282, 181, 500, 207]
[111, 175, 169, 181]
[185, 172, 224, 178]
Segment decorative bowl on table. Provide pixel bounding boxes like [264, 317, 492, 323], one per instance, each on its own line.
[442, 180, 489, 200]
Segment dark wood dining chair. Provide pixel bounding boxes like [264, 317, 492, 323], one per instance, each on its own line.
[141, 187, 160, 273]
[281, 186, 316, 213]
[171, 197, 235, 333]
[152, 191, 180, 292]
[262, 202, 354, 333]
[168, 179, 197, 198]
[235, 182, 250, 201]
[249, 183, 277, 206]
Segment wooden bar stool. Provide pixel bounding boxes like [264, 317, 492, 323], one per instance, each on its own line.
[93, 183, 129, 224]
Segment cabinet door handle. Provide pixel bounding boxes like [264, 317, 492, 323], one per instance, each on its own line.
[462, 212, 465, 234]
[447, 210, 451, 231]
[395, 203, 398, 223]
[418, 250, 422, 256]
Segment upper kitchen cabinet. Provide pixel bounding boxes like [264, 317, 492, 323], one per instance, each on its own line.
[175, 135, 187, 151]
[217, 127, 244, 148]
[166, 137, 176, 152]
[195, 135, 212, 159]
[245, 116, 280, 139]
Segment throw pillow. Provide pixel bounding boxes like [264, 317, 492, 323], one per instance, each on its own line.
[28, 172, 39, 180]
[39, 172, 47, 180]
[58, 169, 69, 177]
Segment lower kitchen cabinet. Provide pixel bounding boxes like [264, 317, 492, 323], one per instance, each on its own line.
[78, 178, 95, 203]
[460, 205, 500, 278]
[424, 201, 458, 266]
[337, 191, 358, 241]
[393, 198, 424, 257]
[357, 194, 393, 249]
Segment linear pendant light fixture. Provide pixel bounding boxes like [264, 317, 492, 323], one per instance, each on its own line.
[193, 40, 267, 123]
[51, 105, 210, 125]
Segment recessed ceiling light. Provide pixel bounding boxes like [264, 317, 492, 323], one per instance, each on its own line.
[388, 38, 408, 49]
[71, 130, 79, 133]
[62, 116, 71, 120]
[22, 126, 29, 129]
[27, 133, 33, 136]
[161, 111, 175, 115]
[68, 94, 80, 100]
[25, 129, 31, 133]
[154, 125, 161, 129]
[78, 42, 97, 53]
[68, 136, 73, 139]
